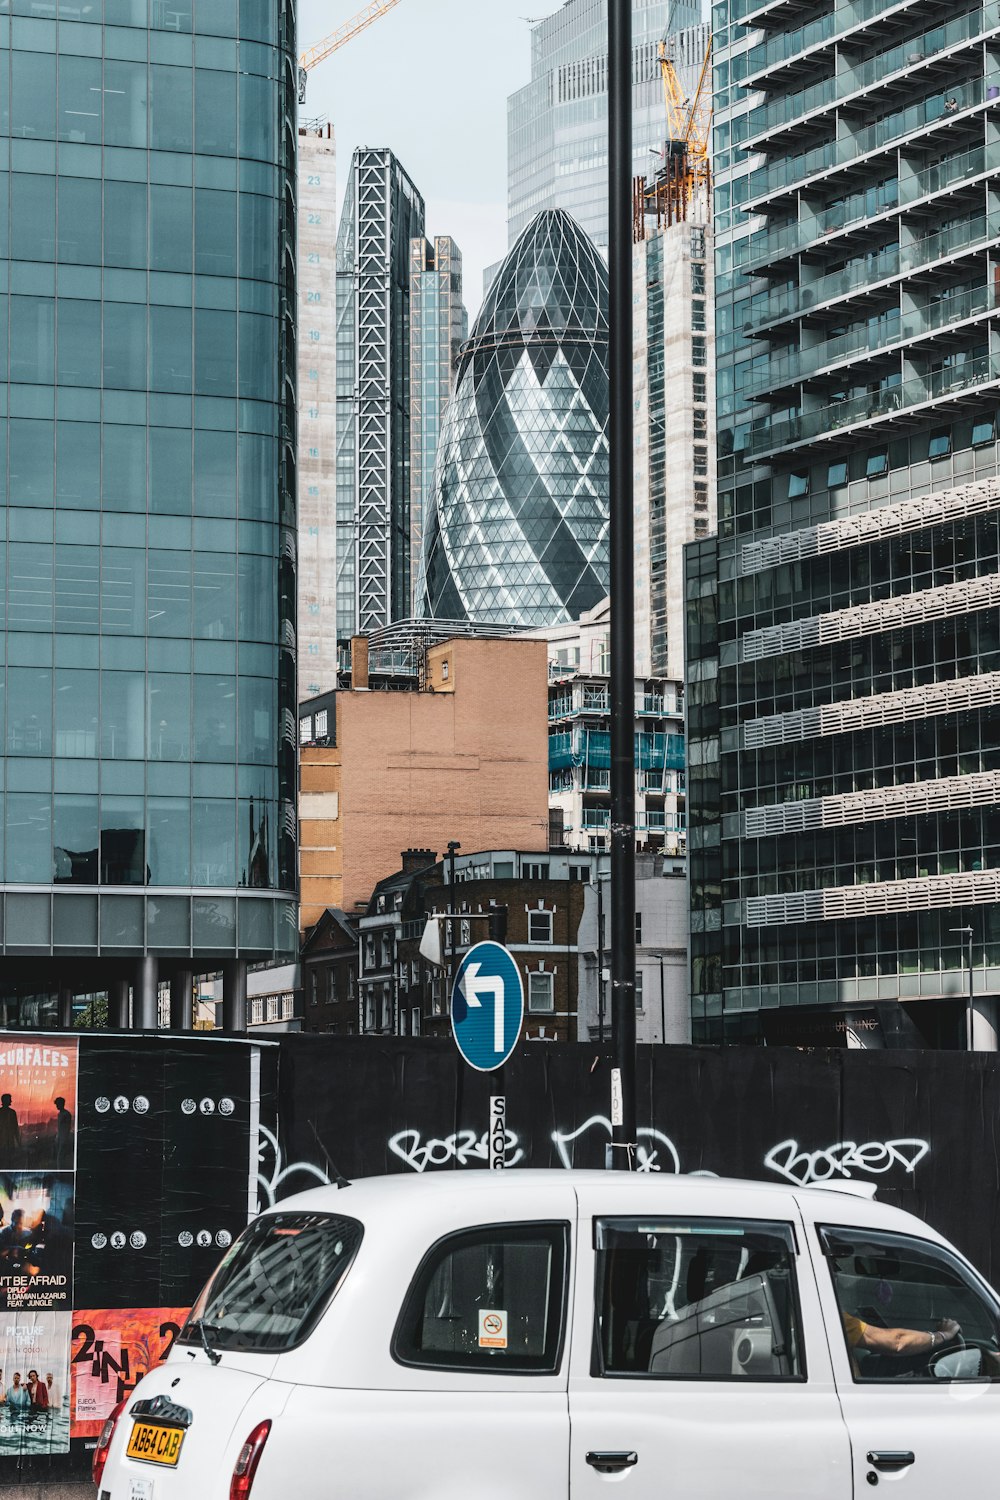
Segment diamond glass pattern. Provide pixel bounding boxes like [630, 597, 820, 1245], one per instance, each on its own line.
[420, 210, 610, 627]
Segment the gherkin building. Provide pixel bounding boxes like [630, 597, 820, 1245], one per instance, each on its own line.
[419, 209, 609, 627]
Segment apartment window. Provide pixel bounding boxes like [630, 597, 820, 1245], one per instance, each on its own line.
[828, 461, 848, 488]
[694, 481, 708, 511]
[866, 451, 888, 478]
[528, 971, 555, 1013]
[692, 336, 706, 367]
[524, 863, 549, 881]
[266, 995, 280, 1022]
[692, 262, 706, 295]
[568, 864, 589, 882]
[693, 448, 708, 475]
[364, 989, 375, 1031]
[635, 972, 644, 1010]
[460, 918, 471, 946]
[299, 715, 312, 744]
[691, 300, 706, 332]
[250, 997, 264, 1025]
[787, 470, 809, 498]
[528, 910, 554, 944]
[441, 659, 450, 680]
[690, 227, 705, 259]
[693, 408, 708, 439]
[411, 1007, 421, 1036]
[635, 912, 643, 944]
[693, 372, 706, 403]
[364, 936, 376, 971]
[315, 710, 328, 738]
[381, 933, 393, 968]
[972, 416, 995, 446]
[380, 984, 392, 1030]
[928, 429, 951, 460]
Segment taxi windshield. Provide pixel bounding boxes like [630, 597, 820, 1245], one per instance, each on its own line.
[180, 1211, 363, 1354]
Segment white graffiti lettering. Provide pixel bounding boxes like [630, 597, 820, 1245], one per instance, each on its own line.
[257, 1123, 332, 1210]
[763, 1137, 930, 1186]
[388, 1128, 524, 1174]
[552, 1116, 685, 1175]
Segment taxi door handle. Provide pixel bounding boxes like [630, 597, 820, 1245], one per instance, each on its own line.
[867, 1452, 915, 1472]
[586, 1452, 638, 1473]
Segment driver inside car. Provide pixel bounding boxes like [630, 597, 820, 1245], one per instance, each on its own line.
[844, 1312, 962, 1358]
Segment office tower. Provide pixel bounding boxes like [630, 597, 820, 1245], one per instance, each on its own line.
[0, 0, 298, 1028]
[507, 1, 703, 251]
[409, 236, 467, 615]
[633, 217, 716, 679]
[298, 120, 338, 700]
[420, 209, 610, 629]
[688, 0, 1000, 1046]
[336, 148, 425, 638]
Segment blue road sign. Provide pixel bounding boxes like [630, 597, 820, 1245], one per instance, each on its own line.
[451, 941, 524, 1072]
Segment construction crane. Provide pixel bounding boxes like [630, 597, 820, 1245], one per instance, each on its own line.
[298, 0, 403, 104]
[639, 30, 713, 233]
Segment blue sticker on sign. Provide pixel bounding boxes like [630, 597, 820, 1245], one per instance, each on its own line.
[451, 941, 525, 1073]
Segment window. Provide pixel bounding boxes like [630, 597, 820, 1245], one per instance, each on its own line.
[524, 863, 549, 881]
[692, 301, 706, 331]
[972, 416, 995, 446]
[364, 936, 376, 971]
[928, 429, 951, 460]
[635, 912, 643, 944]
[821, 1226, 1000, 1383]
[635, 971, 644, 1009]
[827, 461, 848, 488]
[693, 373, 706, 403]
[866, 451, 888, 478]
[180, 1212, 363, 1355]
[528, 910, 553, 944]
[441, 659, 450, 680]
[692, 263, 706, 295]
[692, 336, 707, 367]
[392, 1222, 569, 1373]
[595, 1218, 804, 1380]
[787, 470, 809, 498]
[528, 971, 555, 1013]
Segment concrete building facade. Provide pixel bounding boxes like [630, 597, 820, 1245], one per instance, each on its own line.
[297, 636, 551, 928]
[297, 121, 339, 700]
[688, 0, 1000, 1046]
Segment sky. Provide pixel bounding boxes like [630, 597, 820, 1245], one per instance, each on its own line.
[297, 0, 543, 316]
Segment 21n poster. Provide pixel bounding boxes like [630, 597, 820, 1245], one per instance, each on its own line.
[71, 1308, 189, 1439]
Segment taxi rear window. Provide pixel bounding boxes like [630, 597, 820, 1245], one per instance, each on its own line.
[180, 1211, 362, 1354]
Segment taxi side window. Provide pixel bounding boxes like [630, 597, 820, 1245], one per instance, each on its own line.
[821, 1226, 1000, 1383]
[594, 1217, 804, 1380]
[392, 1221, 569, 1374]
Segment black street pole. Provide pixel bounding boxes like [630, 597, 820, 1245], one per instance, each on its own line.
[597, 875, 605, 1043]
[447, 840, 461, 1001]
[608, 0, 637, 1167]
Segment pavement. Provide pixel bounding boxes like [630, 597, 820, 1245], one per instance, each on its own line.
[0, 1487, 93, 1499]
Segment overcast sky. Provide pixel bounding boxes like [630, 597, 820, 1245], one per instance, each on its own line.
[297, 0, 542, 315]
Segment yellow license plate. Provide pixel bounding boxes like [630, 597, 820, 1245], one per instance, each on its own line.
[126, 1420, 185, 1467]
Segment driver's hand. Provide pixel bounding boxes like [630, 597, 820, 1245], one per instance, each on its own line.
[936, 1318, 962, 1342]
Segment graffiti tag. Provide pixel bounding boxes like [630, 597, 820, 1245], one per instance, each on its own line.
[388, 1128, 524, 1173]
[763, 1137, 930, 1186]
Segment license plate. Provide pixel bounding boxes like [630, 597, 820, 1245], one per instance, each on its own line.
[129, 1481, 155, 1500]
[126, 1420, 185, 1467]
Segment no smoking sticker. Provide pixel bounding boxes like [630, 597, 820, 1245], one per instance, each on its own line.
[478, 1308, 508, 1349]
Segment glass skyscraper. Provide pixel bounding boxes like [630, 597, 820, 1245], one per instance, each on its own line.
[420, 209, 610, 629]
[335, 147, 424, 639]
[408, 235, 466, 616]
[688, 0, 1000, 1047]
[0, 0, 297, 1027]
[506, 0, 702, 254]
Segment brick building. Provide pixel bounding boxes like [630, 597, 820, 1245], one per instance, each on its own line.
[298, 635, 549, 929]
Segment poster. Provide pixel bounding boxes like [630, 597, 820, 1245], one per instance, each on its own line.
[70, 1307, 189, 1439]
[0, 1034, 78, 1456]
[0, 1311, 73, 1455]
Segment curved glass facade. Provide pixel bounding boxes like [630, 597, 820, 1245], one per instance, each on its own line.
[0, 0, 297, 970]
[420, 209, 610, 629]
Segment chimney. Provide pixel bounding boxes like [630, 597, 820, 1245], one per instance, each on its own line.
[352, 635, 369, 691]
[401, 848, 438, 875]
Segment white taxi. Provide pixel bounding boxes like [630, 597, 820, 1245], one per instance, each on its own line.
[94, 1169, 1000, 1499]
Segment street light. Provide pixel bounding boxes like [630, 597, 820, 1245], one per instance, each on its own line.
[949, 924, 974, 1051]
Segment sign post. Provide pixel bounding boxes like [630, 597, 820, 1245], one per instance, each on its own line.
[451, 941, 523, 1169]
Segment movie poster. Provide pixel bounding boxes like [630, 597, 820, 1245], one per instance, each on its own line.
[0, 1037, 78, 1171]
[0, 1175, 74, 1311]
[70, 1307, 189, 1439]
[0, 1311, 73, 1456]
[0, 1034, 79, 1458]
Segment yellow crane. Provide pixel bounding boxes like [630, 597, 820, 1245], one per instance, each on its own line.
[643, 31, 713, 230]
[298, 0, 404, 104]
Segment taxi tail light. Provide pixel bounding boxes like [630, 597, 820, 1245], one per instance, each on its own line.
[92, 1397, 128, 1487]
[230, 1419, 272, 1499]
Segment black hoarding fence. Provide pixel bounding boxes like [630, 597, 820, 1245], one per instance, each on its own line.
[0, 1031, 998, 1487]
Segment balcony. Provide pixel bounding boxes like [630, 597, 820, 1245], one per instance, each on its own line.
[745, 4, 1000, 145]
[744, 0, 914, 82]
[747, 283, 996, 396]
[745, 77, 992, 206]
[748, 210, 1000, 332]
[746, 351, 1000, 457]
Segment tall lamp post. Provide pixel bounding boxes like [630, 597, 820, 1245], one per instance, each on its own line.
[949, 924, 974, 1051]
[607, 0, 637, 1167]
